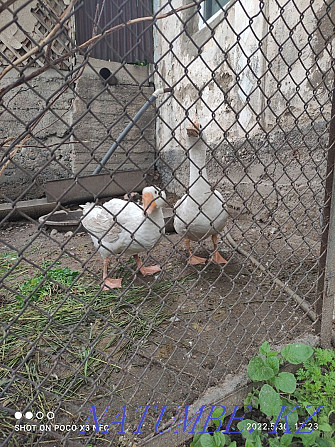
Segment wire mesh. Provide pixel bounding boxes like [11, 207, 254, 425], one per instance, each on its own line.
[0, 0, 334, 446]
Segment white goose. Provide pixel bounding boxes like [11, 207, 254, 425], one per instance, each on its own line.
[174, 121, 228, 265]
[81, 186, 166, 289]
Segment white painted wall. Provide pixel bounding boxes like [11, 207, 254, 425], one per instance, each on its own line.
[153, 0, 334, 210]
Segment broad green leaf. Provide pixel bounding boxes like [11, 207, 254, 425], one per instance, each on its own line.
[245, 441, 254, 447]
[318, 423, 333, 432]
[274, 399, 298, 432]
[259, 341, 271, 355]
[316, 437, 333, 447]
[269, 438, 281, 447]
[281, 343, 314, 364]
[304, 402, 321, 416]
[190, 432, 202, 447]
[274, 372, 296, 393]
[245, 439, 262, 447]
[213, 431, 226, 447]
[266, 356, 280, 375]
[247, 356, 275, 382]
[244, 391, 259, 408]
[200, 433, 215, 447]
[259, 384, 281, 418]
[285, 406, 298, 431]
[211, 407, 226, 428]
[296, 431, 317, 446]
[318, 414, 329, 426]
[228, 443, 237, 447]
[280, 433, 293, 446]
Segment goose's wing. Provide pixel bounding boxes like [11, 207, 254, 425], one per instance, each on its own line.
[173, 194, 188, 234]
[81, 204, 122, 244]
[103, 198, 144, 231]
[174, 194, 187, 212]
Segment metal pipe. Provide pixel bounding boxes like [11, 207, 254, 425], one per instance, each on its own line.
[93, 87, 172, 175]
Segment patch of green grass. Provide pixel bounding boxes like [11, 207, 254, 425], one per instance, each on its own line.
[0, 252, 195, 446]
[0, 260, 174, 424]
[295, 347, 335, 419]
[16, 262, 79, 307]
[0, 251, 39, 302]
[0, 252, 22, 276]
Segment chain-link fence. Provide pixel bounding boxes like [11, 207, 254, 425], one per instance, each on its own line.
[1, 0, 334, 446]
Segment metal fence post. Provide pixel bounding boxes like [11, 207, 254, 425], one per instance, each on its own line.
[320, 181, 335, 347]
[318, 79, 335, 348]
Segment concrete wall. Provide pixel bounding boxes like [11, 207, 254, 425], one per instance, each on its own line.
[153, 0, 334, 224]
[71, 58, 155, 176]
[0, 60, 155, 202]
[0, 69, 74, 202]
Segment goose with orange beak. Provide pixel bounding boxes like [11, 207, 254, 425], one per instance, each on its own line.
[174, 120, 228, 265]
[81, 186, 166, 289]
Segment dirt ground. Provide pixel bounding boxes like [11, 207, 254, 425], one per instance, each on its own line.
[0, 210, 319, 447]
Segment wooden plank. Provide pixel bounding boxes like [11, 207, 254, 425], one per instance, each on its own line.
[0, 198, 57, 222]
[44, 170, 146, 204]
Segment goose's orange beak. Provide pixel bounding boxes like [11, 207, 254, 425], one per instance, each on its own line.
[142, 192, 156, 215]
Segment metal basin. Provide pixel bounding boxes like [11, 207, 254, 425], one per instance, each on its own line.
[39, 207, 175, 233]
[39, 210, 84, 232]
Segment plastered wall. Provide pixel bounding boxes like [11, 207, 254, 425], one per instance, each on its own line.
[153, 0, 334, 224]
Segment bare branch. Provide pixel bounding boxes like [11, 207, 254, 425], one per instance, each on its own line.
[0, 0, 78, 81]
[2, 141, 88, 149]
[77, 0, 205, 52]
[0, 139, 27, 177]
[0, 0, 205, 98]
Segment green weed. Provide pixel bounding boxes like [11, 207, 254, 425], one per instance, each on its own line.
[135, 58, 148, 66]
[16, 264, 79, 307]
[190, 342, 335, 447]
[243, 342, 335, 446]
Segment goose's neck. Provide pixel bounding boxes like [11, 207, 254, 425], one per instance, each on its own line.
[143, 206, 162, 220]
[188, 138, 210, 194]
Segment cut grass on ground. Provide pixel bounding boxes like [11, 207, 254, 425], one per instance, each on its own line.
[0, 254, 177, 443]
